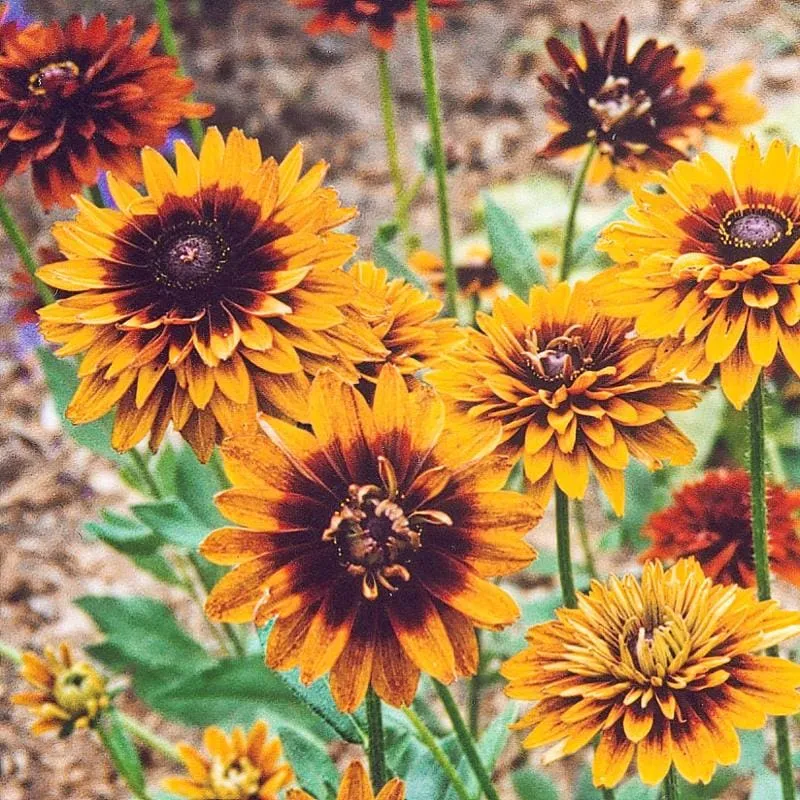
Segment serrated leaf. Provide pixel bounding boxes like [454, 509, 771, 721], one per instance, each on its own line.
[483, 194, 546, 298]
[97, 709, 147, 796]
[37, 347, 123, 463]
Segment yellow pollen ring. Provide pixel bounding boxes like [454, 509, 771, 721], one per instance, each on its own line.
[718, 204, 793, 251]
[28, 60, 80, 96]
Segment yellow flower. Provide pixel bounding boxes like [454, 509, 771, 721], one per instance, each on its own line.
[597, 138, 800, 409]
[503, 559, 800, 788]
[202, 365, 539, 711]
[163, 722, 292, 800]
[36, 127, 387, 462]
[288, 762, 403, 800]
[408, 245, 501, 305]
[11, 642, 109, 736]
[428, 282, 701, 513]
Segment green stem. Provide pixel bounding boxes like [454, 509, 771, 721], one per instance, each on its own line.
[662, 766, 679, 800]
[96, 721, 153, 800]
[574, 499, 598, 580]
[0, 194, 54, 305]
[152, 0, 204, 149]
[0, 639, 22, 665]
[415, 0, 457, 317]
[89, 183, 105, 209]
[434, 681, 501, 800]
[366, 688, 388, 792]
[748, 375, 797, 800]
[403, 707, 473, 800]
[117, 710, 181, 762]
[555, 487, 578, 608]
[127, 448, 164, 500]
[558, 142, 596, 282]
[468, 629, 483, 736]
[376, 51, 407, 216]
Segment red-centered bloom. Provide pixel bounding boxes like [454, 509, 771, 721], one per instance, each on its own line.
[539, 17, 698, 186]
[642, 469, 800, 588]
[202, 365, 539, 710]
[0, 14, 212, 209]
[289, 0, 460, 50]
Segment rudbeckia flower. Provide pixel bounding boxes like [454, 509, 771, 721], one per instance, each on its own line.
[408, 245, 503, 306]
[202, 365, 539, 710]
[36, 127, 387, 462]
[538, 17, 698, 185]
[642, 469, 800, 589]
[597, 138, 800, 409]
[163, 722, 292, 800]
[428, 282, 701, 513]
[11, 642, 109, 736]
[503, 559, 800, 788]
[0, 13, 212, 209]
[288, 762, 403, 800]
[288, 0, 460, 50]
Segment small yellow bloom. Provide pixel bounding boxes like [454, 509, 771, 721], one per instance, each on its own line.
[288, 761, 404, 800]
[11, 642, 109, 736]
[503, 559, 800, 788]
[163, 721, 292, 800]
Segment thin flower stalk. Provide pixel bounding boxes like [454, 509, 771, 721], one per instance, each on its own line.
[0, 196, 54, 305]
[366, 688, 389, 792]
[559, 142, 596, 281]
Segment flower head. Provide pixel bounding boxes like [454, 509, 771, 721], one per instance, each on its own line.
[11, 642, 109, 736]
[642, 469, 800, 588]
[288, 762, 403, 800]
[503, 558, 800, 788]
[0, 14, 212, 209]
[36, 127, 387, 462]
[408, 245, 502, 305]
[597, 138, 800, 409]
[349, 260, 463, 382]
[163, 722, 292, 800]
[428, 282, 701, 513]
[539, 17, 698, 185]
[202, 364, 539, 710]
[289, 0, 460, 50]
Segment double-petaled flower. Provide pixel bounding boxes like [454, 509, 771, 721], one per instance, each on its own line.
[36, 127, 386, 462]
[597, 137, 800, 409]
[428, 282, 701, 513]
[0, 13, 211, 208]
[202, 364, 539, 710]
[503, 559, 800, 788]
[163, 722, 293, 800]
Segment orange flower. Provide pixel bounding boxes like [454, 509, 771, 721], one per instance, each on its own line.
[538, 17, 698, 186]
[202, 365, 539, 710]
[597, 138, 800, 409]
[11, 642, 110, 736]
[428, 282, 701, 513]
[408, 245, 502, 305]
[163, 722, 292, 800]
[0, 14, 212, 209]
[288, 0, 460, 50]
[288, 762, 403, 800]
[503, 559, 800, 788]
[36, 127, 387, 462]
[642, 469, 800, 588]
[349, 260, 463, 382]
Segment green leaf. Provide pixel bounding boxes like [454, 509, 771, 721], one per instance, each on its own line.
[85, 509, 161, 556]
[278, 727, 339, 797]
[572, 198, 629, 270]
[373, 228, 430, 293]
[672, 386, 727, 470]
[37, 347, 123, 463]
[132, 497, 209, 550]
[76, 595, 213, 674]
[512, 769, 559, 800]
[96, 709, 147, 797]
[174, 445, 229, 528]
[614, 777, 660, 800]
[483, 194, 546, 298]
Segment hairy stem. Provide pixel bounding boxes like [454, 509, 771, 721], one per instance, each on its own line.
[558, 143, 596, 282]
[117, 710, 181, 762]
[468, 629, 483, 736]
[555, 487, 577, 608]
[434, 681, 501, 800]
[574, 499, 598, 580]
[366, 687, 388, 792]
[415, 0, 457, 316]
[662, 766, 680, 800]
[749, 375, 796, 800]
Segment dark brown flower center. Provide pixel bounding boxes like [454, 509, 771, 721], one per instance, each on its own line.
[523, 324, 592, 388]
[323, 457, 450, 600]
[28, 60, 80, 96]
[152, 222, 231, 294]
[589, 76, 653, 137]
[718, 206, 795, 259]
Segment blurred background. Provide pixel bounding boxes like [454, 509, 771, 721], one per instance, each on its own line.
[3, 1, 800, 797]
